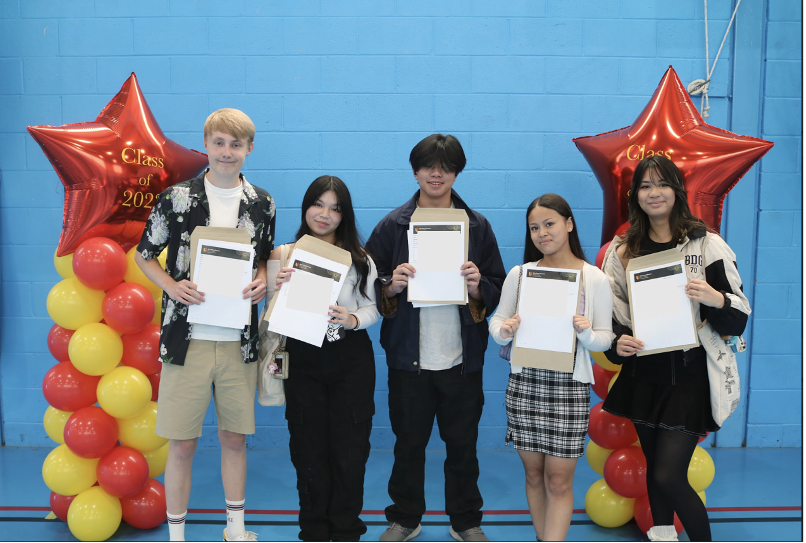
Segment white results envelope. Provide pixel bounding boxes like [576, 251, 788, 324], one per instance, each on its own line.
[265, 235, 351, 347]
[407, 221, 466, 304]
[514, 267, 581, 357]
[626, 249, 699, 356]
[187, 239, 254, 329]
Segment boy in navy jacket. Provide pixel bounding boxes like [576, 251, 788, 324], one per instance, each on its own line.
[366, 134, 505, 542]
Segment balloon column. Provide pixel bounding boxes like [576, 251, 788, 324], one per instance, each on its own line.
[44, 241, 170, 540]
[33, 73, 207, 541]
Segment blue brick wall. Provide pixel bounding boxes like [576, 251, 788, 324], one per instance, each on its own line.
[745, 0, 803, 447]
[0, 1, 799, 449]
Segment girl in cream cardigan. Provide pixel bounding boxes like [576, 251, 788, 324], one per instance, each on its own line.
[489, 194, 614, 541]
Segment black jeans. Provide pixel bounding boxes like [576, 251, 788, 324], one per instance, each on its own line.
[385, 365, 484, 532]
[285, 331, 376, 541]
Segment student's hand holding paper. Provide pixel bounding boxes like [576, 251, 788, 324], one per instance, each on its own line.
[243, 278, 267, 305]
[572, 315, 591, 333]
[385, 263, 416, 297]
[500, 314, 521, 340]
[328, 304, 357, 329]
[616, 334, 645, 357]
[460, 261, 482, 300]
[275, 267, 295, 290]
[685, 279, 724, 308]
[167, 279, 205, 306]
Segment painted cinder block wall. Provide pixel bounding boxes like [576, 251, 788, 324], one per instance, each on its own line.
[0, 0, 799, 449]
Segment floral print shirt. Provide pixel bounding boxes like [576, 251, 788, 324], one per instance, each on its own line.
[137, 171, 276, 366]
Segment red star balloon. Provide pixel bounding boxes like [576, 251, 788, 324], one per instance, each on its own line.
[574, 66, 773, 245]
[28, 73, 209, 256]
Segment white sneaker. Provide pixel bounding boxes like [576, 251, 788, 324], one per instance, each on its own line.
[647, 526, 678, 542]
[223, 529, 258, 541]
[379, 523, 422, 542]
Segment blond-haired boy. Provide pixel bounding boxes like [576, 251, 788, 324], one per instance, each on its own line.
[136, 108, 276, 542]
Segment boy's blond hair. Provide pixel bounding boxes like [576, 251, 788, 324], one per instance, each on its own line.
[203, 108, 256, 145]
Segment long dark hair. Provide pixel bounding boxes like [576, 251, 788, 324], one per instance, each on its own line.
[622, 155, 711, 258]
[295, 176, 370, 298]
[523, 193, 588, 264]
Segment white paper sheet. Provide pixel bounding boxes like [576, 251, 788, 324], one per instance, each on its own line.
[407, 222, 466, 303]
[629, 260, 696, 352]
[187, 239, 254, 329]
[515, 267, 580, 354]
[266, 248, 350, 347]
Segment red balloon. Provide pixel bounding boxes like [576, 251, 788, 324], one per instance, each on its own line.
[97, 446, 150, 498]
[63, 406, 120, 459]
[634, 493, 683, 535]
[27, 73, 208, 256]
[72, 237, 128, 291]
[574, 66, 774, 245]
[588, 401, 638, 450]
[121, 324, 162, 375]
[147, 373, 160, 401]
[614, 221, 630, 238]
[121, 479, 167, 529]
[604, 446, 648, 498]
[591, 363, 617, 401]
[594, 241, 611, 270]
[49, 491, 76, 522]
[698, 432, 710, 444]
[42, 361, 101, 412]
[47, 324, 75, 362]
[103, 283, 155, 335]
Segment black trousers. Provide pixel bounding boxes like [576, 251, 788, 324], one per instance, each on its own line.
[285, 331, 376, 541]
[385, 365, 484, 532]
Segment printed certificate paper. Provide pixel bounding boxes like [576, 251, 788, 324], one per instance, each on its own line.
[187, 239, 254, 329]
[512, 268, 581, 373]
[265, 235, 351, 347]
[626, 249, 699, 356]
[408, 222, 466, 304]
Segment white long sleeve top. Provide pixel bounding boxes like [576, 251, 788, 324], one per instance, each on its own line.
[489, 261, 615, 384]
[267, 244, 381, 331]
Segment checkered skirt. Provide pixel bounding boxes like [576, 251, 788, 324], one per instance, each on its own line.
[505, 367, 591, 458]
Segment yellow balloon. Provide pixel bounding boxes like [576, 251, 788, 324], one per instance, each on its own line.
[67, 486, 122, 542]
[68, 323, 124, 376]
[47, 277, 104, 330]
[43, 406, 73, 445]
[687, 445, 715, 492]
[584, 478, 635, 528]
[143, 441, 170, 478]
[591, 350, 621, 372]
[42, 444, 98, 496]
[158, 248, 168, 268]
[698, 490, 706, 506]
[54, 250, 75, 279]
[124, 247, 161, 295]
[97, 367, 152, 419]
[117, 401, 167, 453]
[151, 292, 163, 326]
[608, 370, 620, 392]
[585, 439, 614, 476]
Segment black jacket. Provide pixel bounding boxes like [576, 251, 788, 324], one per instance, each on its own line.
[365, 190, 506, 373]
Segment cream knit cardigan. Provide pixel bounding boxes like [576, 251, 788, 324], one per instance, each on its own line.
[489, 261, 615, 384]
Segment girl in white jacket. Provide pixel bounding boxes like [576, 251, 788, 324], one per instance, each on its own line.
[489, 194, 614, 541]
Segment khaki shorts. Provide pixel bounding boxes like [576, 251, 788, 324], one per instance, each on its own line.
[156, 340, 258, 440]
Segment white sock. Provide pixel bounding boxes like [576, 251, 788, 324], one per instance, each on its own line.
[167, 510, 187, 542]
[226, 499, 246, 538]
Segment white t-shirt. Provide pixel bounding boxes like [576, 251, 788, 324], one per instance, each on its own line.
[190, 176, 244, 342]
[418, 304, 463, 370]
